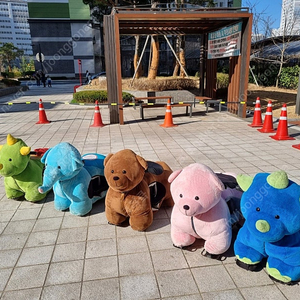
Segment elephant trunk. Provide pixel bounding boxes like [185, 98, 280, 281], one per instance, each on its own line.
[38, 167, 61, 194]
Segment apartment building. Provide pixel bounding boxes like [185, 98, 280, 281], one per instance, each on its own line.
[279, 0, 300, 35]
[0, 0, 33, 55]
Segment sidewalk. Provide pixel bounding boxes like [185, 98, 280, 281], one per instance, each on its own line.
[0, 83, 300, 299]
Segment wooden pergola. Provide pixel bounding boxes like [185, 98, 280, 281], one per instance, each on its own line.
[103, 7, 253, 124]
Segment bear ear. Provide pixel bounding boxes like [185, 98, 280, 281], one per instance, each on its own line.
[168, 169, 182, 183]
[136, 154, 148, 170]
[104, 153, 114, 166]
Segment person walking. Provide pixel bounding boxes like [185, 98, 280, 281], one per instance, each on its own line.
[47, 76, 52, 87]
[85, 70, 89, 84]
[41, 72, 46, 87]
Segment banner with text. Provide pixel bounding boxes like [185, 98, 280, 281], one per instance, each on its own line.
[208, 22, 242, 59]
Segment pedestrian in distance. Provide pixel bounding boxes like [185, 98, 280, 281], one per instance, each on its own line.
[47, 76, 52, 87]
[41, 72, 46, 87]
[85, 70, 89, 84]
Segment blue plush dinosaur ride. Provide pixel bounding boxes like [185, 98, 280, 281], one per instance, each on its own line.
[234, 170, 300, 284]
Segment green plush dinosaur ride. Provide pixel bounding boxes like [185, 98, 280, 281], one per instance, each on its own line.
[0, 134, 47, 202]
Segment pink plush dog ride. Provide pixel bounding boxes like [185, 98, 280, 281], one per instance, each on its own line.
[168, 163, 238, 256]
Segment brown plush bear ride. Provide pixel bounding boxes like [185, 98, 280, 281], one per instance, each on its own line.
[104, 149, 174, 231]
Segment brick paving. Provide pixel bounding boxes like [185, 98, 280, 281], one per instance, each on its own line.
[0, 81, 300, 299]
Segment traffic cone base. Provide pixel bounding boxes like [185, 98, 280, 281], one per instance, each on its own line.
[90, 101, 105, 127]
[269, 103, 295, 140]
[257, 101, 275, 133]
[249, 97, 263, 127]
[160, 99, 177, 128]
[292, 144, 300, 150]
[36, 99, 50, 124]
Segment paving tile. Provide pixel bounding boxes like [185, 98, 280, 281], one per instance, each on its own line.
[56, 227, 87, 244]
[11, 207, 42, 221]
[191, 265, 236, 293]
[240, 285, 287, 300]
[117, 235, 149, 255]
[0, 233, 29, 250]
[276, 281, 300, 300]
[146, 232, 174, 251]
[5, 264, 48, 291]
[0, 268, 13, 291]
[17, 245, 54, 266]
[146, 217, 171, 234]
[201, 290, 244, 300]
[81, 278, 120, 300]
[0, 200, 20, 211]
[119, 251, 153, 276]
[152, 248, 189, 271]
[225, 263, 274, 288]
[156, 269, 199, 298]
[45, 260, 84, 286]
[52, 242, 85, 262]
[26, 230, 58, 247]
[33, 217, 63, 232]
[83, 256, 118, 281]
[3, 219, 35, 234]
[87, 224, 116, 240]
[40, 282, 81, 300]
[0, 210, 15, 222]
[85, 238, 117, 258]
[1, 288, 42, 300]
[0, 249, 21, 268]
[61, 215, 89, 229]
[120, 273, 160, 300]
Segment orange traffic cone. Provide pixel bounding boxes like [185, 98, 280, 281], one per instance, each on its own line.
[90, 101, 105, 127]
[270, 103, 295, 140]
[248, 97, 263, 127]
[36, 99, 50, 124]
[160, 98, 177, 128]
[258, 101, 276, 133]
[292, 144, 300, 150]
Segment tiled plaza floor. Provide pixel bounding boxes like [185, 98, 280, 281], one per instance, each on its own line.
[0, 81, 300, 299]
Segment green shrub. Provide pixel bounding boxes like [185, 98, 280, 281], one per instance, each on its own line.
[217, 73, 229, 89]
[279, 65, 300, 89]
[1, 79, 21, 87]
[73, 90, 134, 103]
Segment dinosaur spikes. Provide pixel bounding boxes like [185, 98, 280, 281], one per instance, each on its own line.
[7, 134, 18, 146]
[267, 171, 289, 189]
[20, 146, 31, 156]
[236, 174, 253, 192]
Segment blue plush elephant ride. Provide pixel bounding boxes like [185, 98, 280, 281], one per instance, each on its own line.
[234, 171, 300, 285]
[38, 142, 108, 216]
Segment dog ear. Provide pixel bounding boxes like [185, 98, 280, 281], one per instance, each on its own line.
[104, 153, 114, 166]
[168, 169, 182, 183]
[136, 154, 148, 170]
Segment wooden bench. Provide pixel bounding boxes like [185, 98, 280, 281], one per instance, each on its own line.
[133, 96, 192, 120]
[194, 96, 223, 112]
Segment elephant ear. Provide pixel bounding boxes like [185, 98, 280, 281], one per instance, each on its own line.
[40, 148, 52, 164]
[104, 153, 114, 166]
[71, 152, 84, 172]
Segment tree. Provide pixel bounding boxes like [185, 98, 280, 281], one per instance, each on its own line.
[0, 43, 24, 72]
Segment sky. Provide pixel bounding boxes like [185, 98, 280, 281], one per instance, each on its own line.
[242, 0, 283, 30]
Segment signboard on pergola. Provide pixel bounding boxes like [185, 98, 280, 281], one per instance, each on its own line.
[103, 7, 253, 125]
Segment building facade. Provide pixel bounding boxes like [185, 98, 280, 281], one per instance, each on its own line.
[0, 0, 33, 56]
[27, 0, 96, 78]
[279, 0, 300, 35]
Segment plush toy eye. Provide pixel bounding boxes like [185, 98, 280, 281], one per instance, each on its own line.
[58, 166, 61, 169]
[179, 194, 183, 198]
[122, 170, 126, 174]
[275, 215, 280, 219]
[256, 207, 260, 211]
[195, 196, 199, 200]
[8, 158, 12, 161]
[111, 170, 114, 173]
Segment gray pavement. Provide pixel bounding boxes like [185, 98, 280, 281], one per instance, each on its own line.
[0, 82, 300, 299]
